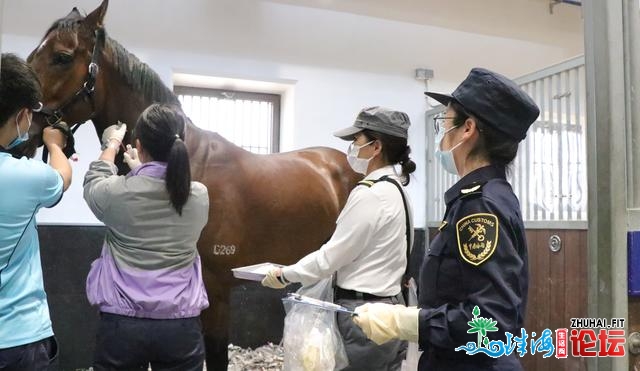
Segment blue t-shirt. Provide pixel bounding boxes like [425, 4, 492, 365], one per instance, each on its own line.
[0, 152, 63, 348]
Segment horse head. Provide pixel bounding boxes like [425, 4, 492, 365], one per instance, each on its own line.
[27, 0, 179, 172]
[24, 1, 109, 159]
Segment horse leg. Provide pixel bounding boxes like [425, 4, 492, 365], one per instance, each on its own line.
[201, 291, 231, 370]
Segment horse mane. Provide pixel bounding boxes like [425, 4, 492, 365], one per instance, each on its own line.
[34, 15, 180, 106]
[106, 37, 180, 105]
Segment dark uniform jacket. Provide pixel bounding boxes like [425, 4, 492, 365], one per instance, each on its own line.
[417, 165, 528, 370]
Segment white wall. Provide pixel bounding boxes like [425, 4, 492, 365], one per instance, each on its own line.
[1, 0, 583, 227]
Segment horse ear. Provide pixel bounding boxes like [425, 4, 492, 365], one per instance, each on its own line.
[84, 0, 109, 29]
[65, 7, 81, 19]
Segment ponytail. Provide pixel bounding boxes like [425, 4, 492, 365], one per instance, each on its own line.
[398, 146, 416, 186]
[166, 137, 191, 215]
[135, 103, 192, 215]
[362, 129, 416, 185]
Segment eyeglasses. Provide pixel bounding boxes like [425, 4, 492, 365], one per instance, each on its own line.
[432, 114, 457, 135]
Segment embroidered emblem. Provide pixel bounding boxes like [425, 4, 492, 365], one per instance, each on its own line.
[455, 213, 499, 266]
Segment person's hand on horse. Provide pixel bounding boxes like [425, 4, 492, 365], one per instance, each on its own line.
[43, 126, 67, 149]
[123, 144, 142, 169]
[101, 122, 127, 150]
[261, 268, 290, 289]
[352, 302, 420, 345]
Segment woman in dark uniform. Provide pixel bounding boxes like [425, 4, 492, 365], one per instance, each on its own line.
[353, 68, 540, 371]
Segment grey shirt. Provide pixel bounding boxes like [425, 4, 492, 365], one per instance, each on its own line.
[83, 160, 209, 270]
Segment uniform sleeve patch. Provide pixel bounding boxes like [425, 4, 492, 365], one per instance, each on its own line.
[455, 213, 499, 266]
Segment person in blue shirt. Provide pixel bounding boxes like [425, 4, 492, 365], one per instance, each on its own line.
[0, 53, 72, 371]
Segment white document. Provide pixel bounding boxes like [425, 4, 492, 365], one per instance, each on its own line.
[231, 262, 284, 281]
[282, 293, 357, 315]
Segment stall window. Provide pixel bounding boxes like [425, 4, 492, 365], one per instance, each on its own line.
[175, 86, 280, 154]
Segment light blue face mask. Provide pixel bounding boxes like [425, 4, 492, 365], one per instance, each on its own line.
[6, 113, 31, 150]
[434, 125, 464, 175]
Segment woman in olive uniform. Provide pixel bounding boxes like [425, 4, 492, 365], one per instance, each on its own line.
[352, 68, 540, 371]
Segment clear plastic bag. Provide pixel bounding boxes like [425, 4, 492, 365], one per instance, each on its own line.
[402, 277, 421, 371]
[282, 277, 349, 371]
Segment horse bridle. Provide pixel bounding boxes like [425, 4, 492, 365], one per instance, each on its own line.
[36, 27, 106, 161]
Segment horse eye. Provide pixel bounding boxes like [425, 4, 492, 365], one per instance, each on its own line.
[52, 52, 73, 66]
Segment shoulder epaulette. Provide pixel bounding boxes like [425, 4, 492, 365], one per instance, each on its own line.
[357, 180, 376, 188]
[459, 181, 486, 198]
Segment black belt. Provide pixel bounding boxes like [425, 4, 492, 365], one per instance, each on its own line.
[334, 287, 395, 301]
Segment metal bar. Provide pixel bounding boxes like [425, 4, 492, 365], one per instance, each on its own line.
[574, 67, 582, 220]
[425, 112, 431, 224]
[565, 69, 574, 220]
[626, 0, 640, 211]
[528, 81, 538, 221]
[521, 83, 532, 221]
[546, 75, 554, 220]
[556, 72, 564, 221]
[563, 70, 570, 219]
[536, 79, 546, 222]
[516, 56, 585, 85]
[583, 0, 628, 370]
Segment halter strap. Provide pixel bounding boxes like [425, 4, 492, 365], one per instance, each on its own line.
[37, 28, 106, 162]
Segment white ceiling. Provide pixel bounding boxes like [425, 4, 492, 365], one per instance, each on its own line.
[1, 0, 584, 82]
[263, 0, 583, 50]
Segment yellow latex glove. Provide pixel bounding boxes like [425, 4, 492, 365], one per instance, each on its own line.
[261, 268, 289, 289]
[353, 303, 420, 345]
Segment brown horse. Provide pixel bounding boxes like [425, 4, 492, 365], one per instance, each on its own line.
[26, 1, 360, 369]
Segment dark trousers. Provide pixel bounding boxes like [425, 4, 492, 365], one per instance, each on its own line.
[0, 336, 58, 371]
[335, 295, 407, 371]
[93, 313, 205, 371]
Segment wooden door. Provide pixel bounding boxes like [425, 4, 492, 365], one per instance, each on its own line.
[521, 229, 588, 371]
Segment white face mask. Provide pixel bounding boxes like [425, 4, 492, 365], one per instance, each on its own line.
[347, 140, 374, 175]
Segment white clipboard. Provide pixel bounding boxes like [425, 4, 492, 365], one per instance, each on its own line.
[231, 262, 284, 281]
[282, 293, 357, 315]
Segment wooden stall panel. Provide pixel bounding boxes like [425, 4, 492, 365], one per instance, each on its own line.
[523, 229, 587, 371]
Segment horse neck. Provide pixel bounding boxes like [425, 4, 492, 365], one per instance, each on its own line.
[91, 54, 243, 158]
[91, 68, 152, 135]
[91, 42, 179, 136]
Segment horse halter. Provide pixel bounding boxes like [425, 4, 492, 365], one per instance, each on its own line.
[36, 27, 106, 160]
